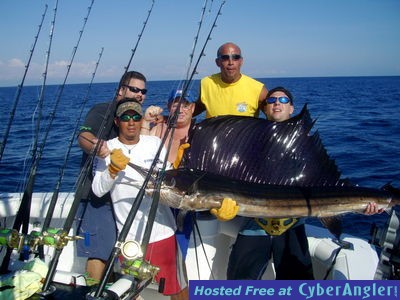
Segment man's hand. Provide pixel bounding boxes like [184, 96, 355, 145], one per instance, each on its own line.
[142, 105, 164, 130]
[364, 202, 385, 215]
[210, 198, 239, 221]
[78, 133, 110, 158]
[94, 138, 110, 158]
[108, 149, 130, 178]
[173, 143, 190, 169]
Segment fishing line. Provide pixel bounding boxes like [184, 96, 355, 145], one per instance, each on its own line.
[0, 4, 48, 162]
[192, 216, 216, 279]
[323, 245, 343, 280]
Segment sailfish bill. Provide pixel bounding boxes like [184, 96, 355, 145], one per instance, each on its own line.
[147, 169, 400, 218]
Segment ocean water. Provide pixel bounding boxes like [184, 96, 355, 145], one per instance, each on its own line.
[0, 76, 399, 241]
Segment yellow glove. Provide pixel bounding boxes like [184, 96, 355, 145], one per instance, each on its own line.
[210, 198, 239, 221]
[108, 149, 130, 178]
[173, 143, 190, 169]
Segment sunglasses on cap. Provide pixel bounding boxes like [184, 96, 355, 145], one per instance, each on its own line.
[217, 54, 242, 61]
[119, 114, 142, 122]
[265, 96, 291, 104]
[123, 85, 147, 95]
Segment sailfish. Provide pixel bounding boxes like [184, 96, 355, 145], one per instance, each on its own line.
[149, 105, 400, 220]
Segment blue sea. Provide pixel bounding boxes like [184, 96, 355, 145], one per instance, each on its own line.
[0, 76, 399, 241]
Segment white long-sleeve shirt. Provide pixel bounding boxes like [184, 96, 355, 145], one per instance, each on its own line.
[92, 135, 176, 243]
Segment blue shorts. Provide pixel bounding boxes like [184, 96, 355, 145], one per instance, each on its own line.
[75, 200, 117, 261]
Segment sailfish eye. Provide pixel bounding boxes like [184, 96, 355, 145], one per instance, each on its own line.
[164, 177, 176, 188]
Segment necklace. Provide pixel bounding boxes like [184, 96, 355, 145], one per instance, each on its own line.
[121, 143, 137, 154]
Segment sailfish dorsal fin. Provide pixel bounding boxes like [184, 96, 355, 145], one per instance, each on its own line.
[183, 105, 350, 187]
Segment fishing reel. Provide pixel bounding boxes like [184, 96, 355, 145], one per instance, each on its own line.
[0, 227, 83, 253]
[0, 228, 24, 250]
[27, 227, 83, 250]
[118, 240, 159, 281]
[371, 208, 400, 279]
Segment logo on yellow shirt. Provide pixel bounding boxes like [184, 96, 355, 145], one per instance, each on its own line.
[236, 102, 247, 113]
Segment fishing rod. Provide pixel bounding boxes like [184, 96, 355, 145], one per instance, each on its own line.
[92, 112, 173, 298]
[81, 0, 156, 161]
[93, 2, 227, 298]
[184, 0, 209, 82]
[137, 0, 227, 287]
[31, 0, 59, 163]
[159, 0, 226, 156]
[181, 0, 226, 98]
[37, 48, 104, 260]
[0, 0, 95, 275]
[124, 0, 155, 73]
[135, 1, 215, 255]
[0, 4, 48, 163]
[0, 3, 53, 274]
[138, 0, 226, 282]
[141, 0, 226, 250]
[42, 1, 157, 296]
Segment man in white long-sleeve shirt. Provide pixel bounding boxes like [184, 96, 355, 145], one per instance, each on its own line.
[91, 98, 187, 298]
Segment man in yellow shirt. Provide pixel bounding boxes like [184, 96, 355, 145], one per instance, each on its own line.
[182, 42, 267, 279]
[194, 42, 268, 118]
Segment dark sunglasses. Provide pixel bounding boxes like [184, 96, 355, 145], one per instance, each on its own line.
[266, 96, 291, 104]
[123, 85, 147, 95]
[119, 114, 142, 122]
[217, 54, 242, 61]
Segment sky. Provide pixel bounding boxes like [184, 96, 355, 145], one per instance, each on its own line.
[0, 0, 399, 87]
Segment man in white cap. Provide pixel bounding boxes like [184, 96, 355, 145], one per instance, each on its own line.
[91, 98, 187, 299]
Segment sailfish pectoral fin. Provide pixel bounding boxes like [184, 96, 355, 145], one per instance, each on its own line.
[127, 162, 157, 183]
[186, 171, 207, 195]
[320, 216, 343, 241]
[176, 209, 188, 232]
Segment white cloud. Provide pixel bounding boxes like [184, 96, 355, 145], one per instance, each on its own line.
[8, 58, 25, 67]
[0, 58, 101, 86]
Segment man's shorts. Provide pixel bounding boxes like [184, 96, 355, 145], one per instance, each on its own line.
[76, 200, 117, 261]
[145, 235, 187, 296]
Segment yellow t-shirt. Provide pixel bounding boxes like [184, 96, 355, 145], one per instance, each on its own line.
[200, 73, 264, 118]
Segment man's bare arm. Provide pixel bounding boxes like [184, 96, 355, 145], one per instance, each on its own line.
[78, 132, 110, 158]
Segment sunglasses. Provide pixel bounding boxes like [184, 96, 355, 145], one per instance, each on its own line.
[265, 96, 291, 104]
[123, 85, 147, 95]
[119, 114, 142, 122]
[217, 54, 242, 61]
